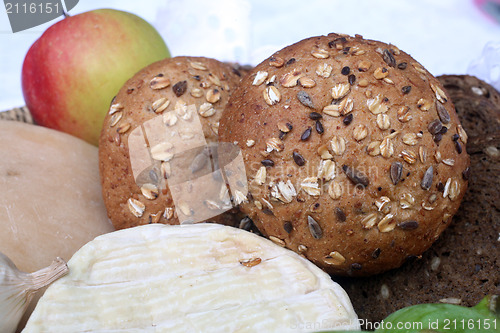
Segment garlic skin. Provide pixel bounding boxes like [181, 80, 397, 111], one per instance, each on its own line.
[0, 252, 68, 333]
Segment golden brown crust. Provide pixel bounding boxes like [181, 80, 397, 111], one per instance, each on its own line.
[99, 56, 244, 230]
[218, 34, 470, 276]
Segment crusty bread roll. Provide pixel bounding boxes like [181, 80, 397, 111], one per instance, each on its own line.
[343, 75, 500, 322]
[99, 56, 245, 230]
[218, 34, 470, 276]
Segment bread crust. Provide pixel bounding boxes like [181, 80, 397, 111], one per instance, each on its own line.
[99, 56, 244, 229]
[219, 34, 470, 276]
[342, 75, 500, 323]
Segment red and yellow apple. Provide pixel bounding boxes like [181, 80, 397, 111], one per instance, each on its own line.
[22, 9, 170, 145]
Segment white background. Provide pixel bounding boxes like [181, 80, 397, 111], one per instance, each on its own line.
[1, 0, 500, 111]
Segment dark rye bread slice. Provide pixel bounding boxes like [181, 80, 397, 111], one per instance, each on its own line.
[339, 75, 500, 325]
[438, 74, 500, 137]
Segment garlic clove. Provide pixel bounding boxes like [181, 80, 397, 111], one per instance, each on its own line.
[0, 252, 68, 333]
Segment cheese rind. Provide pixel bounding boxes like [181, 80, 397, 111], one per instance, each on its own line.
[23, 224, 360, 332]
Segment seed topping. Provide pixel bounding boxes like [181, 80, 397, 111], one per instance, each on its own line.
[266, 137, 284, 152]
[252, 71, 268, 86]
[454, 140, 463, 154]
[421, 166, 434, 190]
[278, 121, 293, 133]
[315, 120, 324, 134]
[261, 159, 275, 167]
[343, 165, 369, 188]
[116, 122, 131, 134]
[141, 183, 159, 200]
[343, 113, 354, 126]
[428, 119, 443, 135]
[402, 133, 419, 146]
[318, 145, 333, 159]
[382, 49, 396, 67]
[330, 136, 346, 155]
[328, 181, 342, 199]
[172, 80, 187, 97]
[263, 86, 281, 105]
[377, 213, 395, 232]
[281, 69, 304, 87]
[269, 56, 285, 67]
[206, 88, 221, 103]
[198, 102, 216, 117]
[390, 162, 403, 185]
[311, 48, 329, 59]
[331, 83, 350, 100]
[376, 113, 391, 130]
[457, 125, 468, 144]
[361, 212, 378, 229]
[307, 215, 323, 239]
[254, 166, 266, 185]
[128, 198, 145, 217]
[353, 125, 368, 141]
[309, 112, 322, 120]
[397, 106, 412, 122]
[151, 142, 174, 161]
[301, 177, 321, 196]
[316, 63, 333, 78]
[317, 159, 336, 181]
[297, 90, 315, 108]
[301, 127, 312, 141]
[436, 102, 450, 124]
[431, 82, 448, 103]
[324, 251, 346, 265]
[109, 103, 123, 115]
[367, 94, 388, 114]
[358, 60, 372, 72]
[284, 221, 293, 233]
[335, 207, 346, 222]
[292, 151, 306, 166]
[417, 98, 431, 111]
[150, 74, 170, 90]
[398, 220, 419, 230]
[277, 180, 297, 203]
[374, 67, 389, 79]
[298, 76, 316, 88]
[109, 111, 122, 127]
[402, 85, 412, 94]
[380, 137, 394, 158]
[269, 236, 285, 247]
[152, 97, 170, 114]
[348, 74, 356, 85]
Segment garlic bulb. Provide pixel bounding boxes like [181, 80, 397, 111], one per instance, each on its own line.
[0, 251, 68, 333]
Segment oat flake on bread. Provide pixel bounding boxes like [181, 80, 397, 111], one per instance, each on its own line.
[99, 56, 246, 230]
[218, 33, 470, 276]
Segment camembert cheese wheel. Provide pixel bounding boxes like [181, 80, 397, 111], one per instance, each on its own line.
[24, 223, 359, 332]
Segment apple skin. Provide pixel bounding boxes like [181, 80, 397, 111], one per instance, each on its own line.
[22, 9, 170, 145]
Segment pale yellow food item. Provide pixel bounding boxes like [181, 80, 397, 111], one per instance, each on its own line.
[0, 121, 114, 330]
[0, 121, 114, 272]
[24, 223, 360, 332]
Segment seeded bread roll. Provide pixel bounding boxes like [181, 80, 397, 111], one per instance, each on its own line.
[218, 34, 470, 276]
[342, 75, 500, 322]
[99, 56, 244, 230]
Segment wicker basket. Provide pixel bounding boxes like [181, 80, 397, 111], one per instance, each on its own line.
[0, 106, 34, 124]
